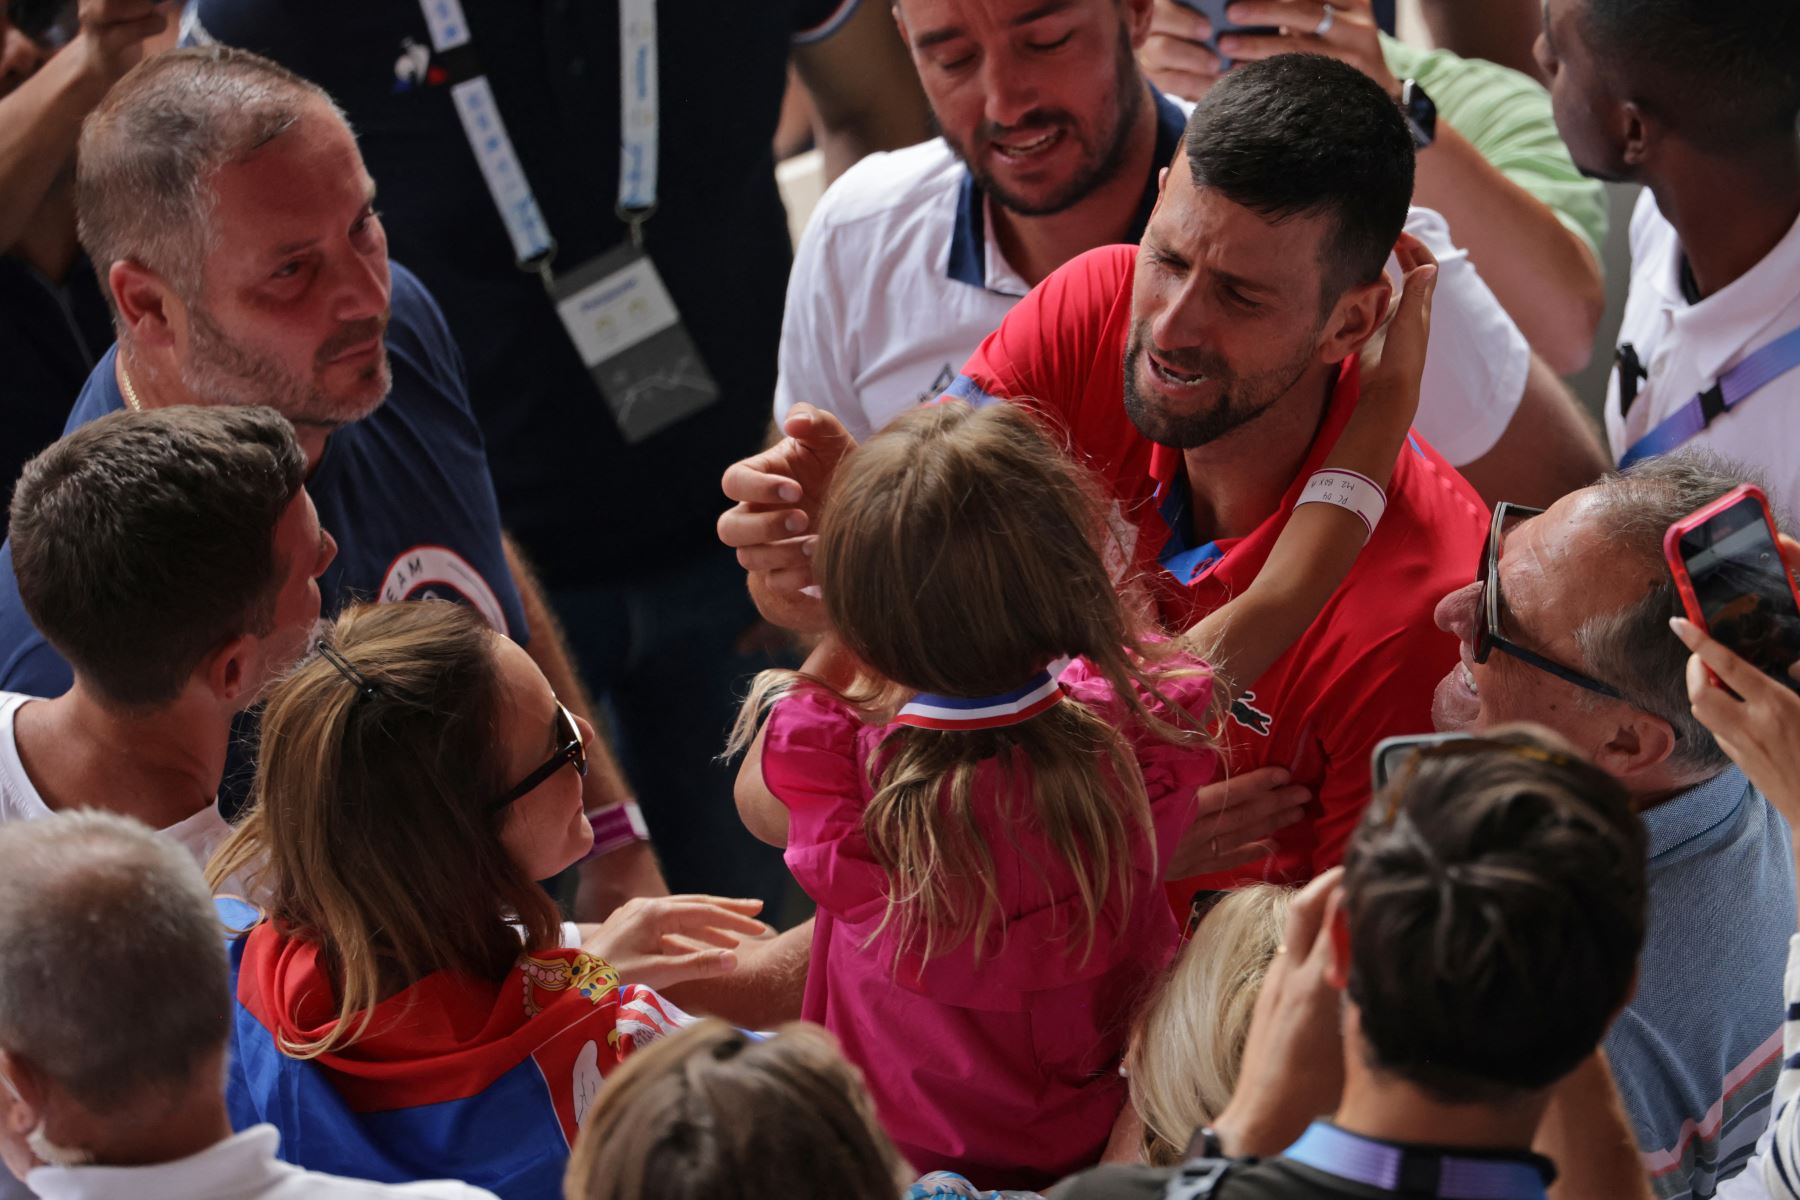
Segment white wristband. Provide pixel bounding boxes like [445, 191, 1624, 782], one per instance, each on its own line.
[1295, 469, 1387, 544]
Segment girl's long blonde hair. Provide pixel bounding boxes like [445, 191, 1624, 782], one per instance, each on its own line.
[732, 402, 1217, 965]
[1127, 885, 1292, 1165]
[206, 601, 562, 1059]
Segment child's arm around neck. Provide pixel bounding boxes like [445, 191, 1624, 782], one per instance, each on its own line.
[1182, 237, 1440, 695]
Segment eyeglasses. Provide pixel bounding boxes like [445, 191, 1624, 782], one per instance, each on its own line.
[491, 701, 588, 813]
[1475, 503, 1624, 701]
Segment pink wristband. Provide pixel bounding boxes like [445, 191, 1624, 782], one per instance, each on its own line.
[586, 800, 651, 859]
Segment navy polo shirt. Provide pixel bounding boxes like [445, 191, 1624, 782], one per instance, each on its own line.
[0, 261, 528, 695]
[189, 0, 852, 590]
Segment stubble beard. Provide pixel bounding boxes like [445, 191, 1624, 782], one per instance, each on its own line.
[942, 25, 1146, 218]
[180, 303, 391, 430]
[1120, 320, 1320, 450]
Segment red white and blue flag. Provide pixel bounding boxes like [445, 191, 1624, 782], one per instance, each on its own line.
[216, 897, 693, 1200]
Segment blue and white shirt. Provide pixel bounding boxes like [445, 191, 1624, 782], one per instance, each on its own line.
[1608, 766, 1795, 1199]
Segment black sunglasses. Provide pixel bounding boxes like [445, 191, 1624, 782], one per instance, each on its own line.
[1476, 503, 1624, 701]
[491, 702, 588, 813]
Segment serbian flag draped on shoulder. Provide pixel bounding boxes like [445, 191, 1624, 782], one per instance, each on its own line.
[215, 897, 695, 1200]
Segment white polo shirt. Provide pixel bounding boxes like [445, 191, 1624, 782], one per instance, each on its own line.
[1608, 191, 1800, 524]
[774, 93, 1530, 466]
[28, 1125, 494, 1200]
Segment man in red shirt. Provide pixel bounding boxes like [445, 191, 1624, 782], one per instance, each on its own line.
[722, 54, 1488, 910]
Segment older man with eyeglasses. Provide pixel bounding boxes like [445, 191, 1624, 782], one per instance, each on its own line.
[1430, 451, 1796, 1200]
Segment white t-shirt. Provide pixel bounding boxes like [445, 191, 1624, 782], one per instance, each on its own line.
[0, 691, 232, 865]
[1608, 191, 1800, 524]
[774, 135, 1530, 465]
[27, 1125, 494, 1200]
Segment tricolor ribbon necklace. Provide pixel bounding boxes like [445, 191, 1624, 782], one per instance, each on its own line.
[893, 670, 1065, 732]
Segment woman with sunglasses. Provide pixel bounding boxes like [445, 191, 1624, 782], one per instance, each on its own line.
[205, 601, 766, 1200]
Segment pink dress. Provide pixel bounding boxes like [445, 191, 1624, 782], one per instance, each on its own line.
[761, 655, 1218, 1190]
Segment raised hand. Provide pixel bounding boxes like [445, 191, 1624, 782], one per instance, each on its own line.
[1213, 867, 1347, 1156]
[1353, 231, 1438, 442]
[75, 0, 171, 85]
[1139, 0, 1222, 101]
[1672, 616, 1800, 827]
[1213, 0, 1399, 97]
[718, 403, 859, 633]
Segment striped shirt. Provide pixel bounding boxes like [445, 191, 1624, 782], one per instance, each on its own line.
[1715, 937, 1800, 1200]
[1607, 767, 1795, 1198]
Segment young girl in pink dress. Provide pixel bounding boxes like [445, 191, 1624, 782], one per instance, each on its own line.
[731, 253, 1438, 1188]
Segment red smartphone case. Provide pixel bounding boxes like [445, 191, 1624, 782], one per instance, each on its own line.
[1663, 483, 1800, 686]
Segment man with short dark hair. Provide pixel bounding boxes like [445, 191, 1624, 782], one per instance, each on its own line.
[1052, 727, 1652, 1199]
[1537, 0, 1800, 523]
[778, 0, 1606, 507]
[0, 810, 493, 1197]
[0, 406, 331, 860]
[1431, 454, 1797, 1197]
[725, 54, 1491, 904]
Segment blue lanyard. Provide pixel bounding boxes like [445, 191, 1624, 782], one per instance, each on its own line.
[415, 0, 660, 268]
[1282, 1123, 1550, 1200]
[1618, 325, 1800, 469]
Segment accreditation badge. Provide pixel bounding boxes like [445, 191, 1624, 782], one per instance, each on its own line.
[550, 244, 720, 444]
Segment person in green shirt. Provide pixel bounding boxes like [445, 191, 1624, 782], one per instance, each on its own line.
[1141, 0, 1607, 375]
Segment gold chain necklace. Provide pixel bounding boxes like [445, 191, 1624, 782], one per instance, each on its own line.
[118, 357, 143, 412]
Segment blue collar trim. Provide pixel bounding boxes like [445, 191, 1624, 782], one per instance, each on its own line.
[1640, 764, 1753, 860]
[945, 86, 1188, 291]
[1153, 456, 1225, 584]
[1284, 1123, 1552, 1200]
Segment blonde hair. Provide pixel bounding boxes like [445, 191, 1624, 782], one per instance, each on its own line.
[563, 1020, 909, 1200]
[1127, 885, 1292, 1165]
[731, 402, 1215, 965]
[206, 601, 561, 1059]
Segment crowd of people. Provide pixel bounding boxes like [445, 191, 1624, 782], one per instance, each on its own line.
[0, 0, 1797, 1197]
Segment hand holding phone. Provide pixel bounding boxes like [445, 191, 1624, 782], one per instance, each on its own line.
[1171, 0, 1279, 70]
[1663, 484, 1800, 694]
[1671, 616, 1800, 827]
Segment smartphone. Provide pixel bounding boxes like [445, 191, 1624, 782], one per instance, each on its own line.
[1665, 484, 1800, 693]
[1370, 731, 1471, 792]
[1173, 0, 1280, 70]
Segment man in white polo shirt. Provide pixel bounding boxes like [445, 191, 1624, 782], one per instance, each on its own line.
[1537, 0, 1800, 522]
[776, 0, 1608, 505]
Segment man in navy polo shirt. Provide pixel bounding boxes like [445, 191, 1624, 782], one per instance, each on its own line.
[183, 0, 932, 909]
[0, 47, 657, 911]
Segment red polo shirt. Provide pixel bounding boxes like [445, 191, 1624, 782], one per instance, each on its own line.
[945, 245, 1489, 906]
